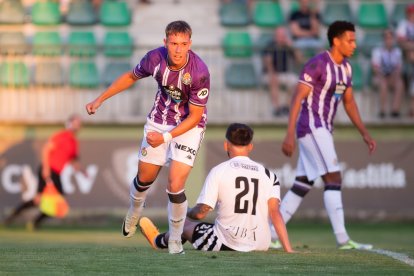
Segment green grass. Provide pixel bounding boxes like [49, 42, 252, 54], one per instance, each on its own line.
[1, 222, 413, 275]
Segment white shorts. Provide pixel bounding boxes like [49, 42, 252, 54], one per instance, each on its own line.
[138, 119, 205, 167]
[296, 127, 340, 181]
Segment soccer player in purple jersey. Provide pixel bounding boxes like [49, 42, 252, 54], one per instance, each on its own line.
[85, 21, 210, 254]
[271, 21, 377, 250]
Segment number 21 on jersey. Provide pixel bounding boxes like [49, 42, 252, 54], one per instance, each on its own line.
[234, 176, 259, 215]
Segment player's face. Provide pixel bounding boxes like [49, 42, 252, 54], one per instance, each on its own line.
[164, 33, 192, 69]
[335, 31, 356, 58]
[71, 117, 82, 132]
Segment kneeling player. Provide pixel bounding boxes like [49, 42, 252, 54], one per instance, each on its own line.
[140, 123, 294, 253]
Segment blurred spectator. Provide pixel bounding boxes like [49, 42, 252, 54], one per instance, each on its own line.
[289, 0, 323, 52]
[92, 0, 103, 10]
[371, 29, 404, 118]
[3, 114, 85, 230]
[396, 3, 414, 117]
[262, 26, 302, 117]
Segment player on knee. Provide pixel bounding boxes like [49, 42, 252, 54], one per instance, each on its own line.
[140, 123, 294, 253]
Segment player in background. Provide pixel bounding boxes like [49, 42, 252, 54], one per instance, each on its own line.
[4, 114, 84, 230]
[271, 21, 376, 250]
[139, 123, 294, 253]
[85, 21, 210, 254]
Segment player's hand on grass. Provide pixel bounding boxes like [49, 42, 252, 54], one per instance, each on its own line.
[85, 99, 102, 115]
[146, 131, 164, 148]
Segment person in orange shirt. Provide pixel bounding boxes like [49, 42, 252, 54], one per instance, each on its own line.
[4, 114, 84, 230]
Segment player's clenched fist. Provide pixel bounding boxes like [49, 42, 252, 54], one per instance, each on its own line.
[85, 99, 102, 115]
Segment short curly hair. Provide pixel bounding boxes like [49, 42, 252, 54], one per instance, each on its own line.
[327, 21, 355, 47]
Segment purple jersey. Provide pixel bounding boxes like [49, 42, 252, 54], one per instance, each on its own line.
[133, 47, 210, 128]
[297, 51, 353, 138]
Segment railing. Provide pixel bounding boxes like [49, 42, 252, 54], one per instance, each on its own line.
[0, 44, 412, 125]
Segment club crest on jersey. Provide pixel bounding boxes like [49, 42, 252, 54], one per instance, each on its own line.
[181, 72, 192, 85]
[163, 85, 184, 103]
[141, 147, 147, 156]
[197, 88, 209, 99]
[334, 81, 346, 99]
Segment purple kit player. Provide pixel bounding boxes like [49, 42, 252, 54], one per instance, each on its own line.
[271, 21, 377, 250]
[86, 20, 210, 254]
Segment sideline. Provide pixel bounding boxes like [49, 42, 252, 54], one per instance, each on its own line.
[366, 248, 414, 267]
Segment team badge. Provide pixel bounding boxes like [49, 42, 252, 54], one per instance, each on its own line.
[197, 88, 209, 99]
[181, 72, 192, 85]
[141, 147, 147, 156]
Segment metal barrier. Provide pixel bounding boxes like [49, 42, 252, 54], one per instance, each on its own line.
[0, 44, 410, 125]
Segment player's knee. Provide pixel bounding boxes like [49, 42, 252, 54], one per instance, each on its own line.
[167, 190, 187, 204]
[322, 171, 342, 184]
[290, 176, 314, 197]
[133, 176, 154, 192]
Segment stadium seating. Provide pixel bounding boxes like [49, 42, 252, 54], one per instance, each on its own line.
[222, 31, 253, 58]
[253, 1, 284, 28]
[104, 32, 133, 57]
[357, 2, 388, 29]
[225, 62, 258, 89]
[0, 32, 27, 55]
[390, 3, 408, 27]
[359, 31, 383, 57]
[0, 61, 30, 88]
[33, 32, 62, 56]
[350, 60, 365, 91]
[322, 2, 353, 26]
[66, 0, 98, 26]
[219, 2, 250, 27]
[99, 0, 131, 26]
[0, 0, 26, 25]
[68, 31, 97, 57]
[255, 31, 273, 52]
[31, 0, 61, 25]
[69, 61, 99, 88]
[34, 61, 64, 86]
[103, 62, 131, 87]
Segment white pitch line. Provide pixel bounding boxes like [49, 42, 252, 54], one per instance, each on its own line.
[366, 248, 414, 267]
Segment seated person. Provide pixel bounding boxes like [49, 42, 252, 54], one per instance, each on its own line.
[262, 26, 302, 117]
[371, 29, 404, 118]
[289, 0, 324, 51]
[396, 4, 414, 117]
[139, 123, 294, 253]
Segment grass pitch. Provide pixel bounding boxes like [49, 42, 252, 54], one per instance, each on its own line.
[1, 222, 413, 275]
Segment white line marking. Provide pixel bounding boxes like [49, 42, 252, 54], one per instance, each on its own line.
[366, 248, 414, 267]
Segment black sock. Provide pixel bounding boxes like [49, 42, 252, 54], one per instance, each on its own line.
[155, 233, 168, 249]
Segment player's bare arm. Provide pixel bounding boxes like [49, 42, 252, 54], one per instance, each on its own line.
[282, 83, 311, 157]
[342, 87, 377, 154]
[86, 71, 138, 115]
[268, 198, 294, 253]
[187, 203, 212, 220]
[146, 103, 204, 148]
